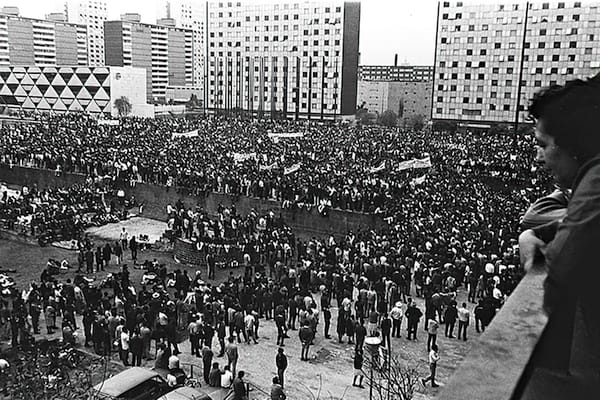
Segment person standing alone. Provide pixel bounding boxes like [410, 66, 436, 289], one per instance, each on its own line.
[275, 347, 288, 388]
[421, 344, 440, 388]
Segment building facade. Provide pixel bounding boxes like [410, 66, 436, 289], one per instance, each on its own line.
[433, 1, 600, 127]
[0, 65, 149, 116]
[204, 1, 360, 119]
[159, 0, 206, 91]
[359, 65, 434, 82]
[104, 16, 194, 102]
[0, 7, 87, 67]
[65, 0, 108, 67]
[357, 80, 432, 122]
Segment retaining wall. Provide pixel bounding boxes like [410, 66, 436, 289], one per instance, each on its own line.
[0, 164, 384, 238]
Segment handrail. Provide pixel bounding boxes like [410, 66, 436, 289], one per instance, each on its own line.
[439, 269, 548, 400]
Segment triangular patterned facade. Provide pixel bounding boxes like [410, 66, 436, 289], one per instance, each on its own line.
[0, 66, 113, 114]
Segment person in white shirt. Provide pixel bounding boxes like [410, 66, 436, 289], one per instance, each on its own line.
[421, 344, 440, 388]
[390, 301, 404, 338]
[221, 365, 234, 388]
[457, 302, 471, 341]
[120, 327, 130, 366]
[244, 313, 257, 344]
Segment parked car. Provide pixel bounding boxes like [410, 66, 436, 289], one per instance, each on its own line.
[93, 367, 211, 400]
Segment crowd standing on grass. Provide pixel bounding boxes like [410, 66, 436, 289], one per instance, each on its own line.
[0, 109, 561, 394]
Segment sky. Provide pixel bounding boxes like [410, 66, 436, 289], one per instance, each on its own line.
[0, 0, 444, 66]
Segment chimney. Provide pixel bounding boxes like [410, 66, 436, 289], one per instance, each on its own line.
[394, 54, 398, 66]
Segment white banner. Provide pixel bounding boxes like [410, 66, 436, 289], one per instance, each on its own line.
[397, 155, 432, 171]
[284, 162, 302, 175]
[260, 162, 279, 171]
[172, 129, 199, 139]
[370, 161, 386, 174]
[97, 119, 120, 126]
[233, 152, 257, 163]
[268, 132, 304, 140]
[411, 175, 427, 186]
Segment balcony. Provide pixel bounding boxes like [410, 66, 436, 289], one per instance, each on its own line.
[440, 268, 600, 400]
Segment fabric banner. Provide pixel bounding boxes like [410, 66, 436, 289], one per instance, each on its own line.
[172, 129, 199, 139]
[284, 162, 301, 175]
[260, 162, 279, 171]
[411, 175, 427, 186]
[97, 119, 120, 126]
[397, 155, 432, 171]
[233, 152, 257, 163]
[370, 161, 386, 174]
[267, 132, 304, 140]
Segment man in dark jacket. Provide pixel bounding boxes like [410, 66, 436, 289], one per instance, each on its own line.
[202, 345, 214, 384]
[275, 347, 288, 388]
[355, 320, 367, 353]
[129, 330, 144, 366]
[444, 302, 458, 338]
[405, 303, 423, 340]
[232, 371, 247, 400]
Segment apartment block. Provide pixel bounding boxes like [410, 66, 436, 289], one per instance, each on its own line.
[433, 1, 600, 126]
[357, 80, 432, 121]
[0, 7, 87, 67]
[65, 0, 108, 66]
[104, 15, 194, 102]
[359, 65, 434, 82]
[159, 0, 206, 90]
[205, 1, 360, 119]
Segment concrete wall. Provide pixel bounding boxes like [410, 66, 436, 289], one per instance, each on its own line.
[0, 165, 384, 239]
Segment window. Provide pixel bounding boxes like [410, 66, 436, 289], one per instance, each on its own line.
[451, 73, 458, 79]
[554, 41, 561, 49]
[552, 54, 560, 61]
[490, 104, 496, 111]
[452, 61, 459, 67]
[492, 80, 498, 86]
[506, 80, 512, 86]
[568, 54, 576, 61]
[557, 15, 563, 22]
[551, 67, 558, 74]
[492, 67, 499, 74]
[540, 29, 546, 36]
[573, 15, 580, 21]
[463, 97, 469, 103]
[495, 43, 501, 49]
[466, 61, 472, 67]
[466, 49, 473, 55]
[468, 25, 475, 31]
[558, 2, 564, 8]
[508, 55, 515, 62]
[569, 41, 577, 48]
[537, 55, 544, 62]
[585, 48, 593, 55]
[504, 104, 511, 111]
[538, 42, 546, 49]
[439, 61, 446, 67]
[478, 73, 485, 80]
[491, 92, 497, 99]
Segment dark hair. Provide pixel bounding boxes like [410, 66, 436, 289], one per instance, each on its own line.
[529, 73, 600, 162]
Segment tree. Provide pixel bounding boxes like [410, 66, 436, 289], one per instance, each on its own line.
[378, 110, 398, 127]
[114, 96, 132, 117]
[362, 352, 421, 400]
[407, 114, 425, 131]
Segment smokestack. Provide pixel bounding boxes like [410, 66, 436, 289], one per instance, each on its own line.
[394, 54, 398, 66]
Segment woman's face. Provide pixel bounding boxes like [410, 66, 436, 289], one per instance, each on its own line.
[534, 118, 581, 189]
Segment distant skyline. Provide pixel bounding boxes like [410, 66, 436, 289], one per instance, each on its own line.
[0, 0, 440, 65]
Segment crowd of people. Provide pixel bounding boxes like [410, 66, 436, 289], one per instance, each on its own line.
[0, 179, 121, 245]
[0, 113, 547, 215]
[0, 109, 560, 398]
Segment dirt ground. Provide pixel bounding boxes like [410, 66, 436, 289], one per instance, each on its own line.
[0, 219, 479, 400]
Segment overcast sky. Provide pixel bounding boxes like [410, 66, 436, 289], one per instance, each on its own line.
[0, 0, 443, 65]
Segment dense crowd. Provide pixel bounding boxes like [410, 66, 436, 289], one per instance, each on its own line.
[0, 114, 547, 214]
[0, 179, 121, 244]
[0, 111, 557, 397]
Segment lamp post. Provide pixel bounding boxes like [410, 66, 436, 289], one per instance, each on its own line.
[365, 336, 382, 400]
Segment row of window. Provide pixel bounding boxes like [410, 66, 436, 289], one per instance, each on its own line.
[214, 2, 341, 13]
[209, 50, 339, 57]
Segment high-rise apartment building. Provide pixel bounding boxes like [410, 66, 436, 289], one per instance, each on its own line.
[0, 7, 87, 67]
[159, 0, 206, 89]
[104, 15, 194, 102]
[433, 1, 600, 127]
[65, 0, 108, 66]
[357, 80, 432, 122]
[359, 65, 434, 82]
[205, 1, 360, 119]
